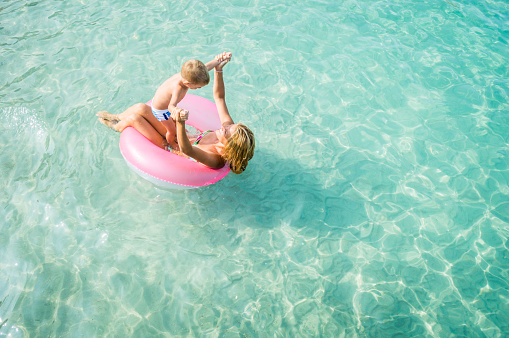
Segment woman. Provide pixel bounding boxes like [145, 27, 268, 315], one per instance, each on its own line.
[97, 57, 255, 174]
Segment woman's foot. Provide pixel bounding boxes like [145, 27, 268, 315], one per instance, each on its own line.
[96, 111, 120, 122]
[98, 117, 119, 131]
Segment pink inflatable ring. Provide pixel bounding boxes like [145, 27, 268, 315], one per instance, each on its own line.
[119, 94, 230, 189]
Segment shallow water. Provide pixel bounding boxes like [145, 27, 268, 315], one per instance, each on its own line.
[1, 0, 509, 336]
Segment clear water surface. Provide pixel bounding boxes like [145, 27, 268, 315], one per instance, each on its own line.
[1, 0, 508, 336]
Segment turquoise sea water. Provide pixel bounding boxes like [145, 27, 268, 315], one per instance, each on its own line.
[1, 0, 508, 336]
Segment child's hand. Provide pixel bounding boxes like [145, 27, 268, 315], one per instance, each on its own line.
[171, 107, 189, 123]
[215, 52, 231, 72]
[215, 52, 232, 62]
[179, 109, 189, 122]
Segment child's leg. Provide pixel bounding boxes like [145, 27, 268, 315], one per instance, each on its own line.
[160, 118, 178, 143]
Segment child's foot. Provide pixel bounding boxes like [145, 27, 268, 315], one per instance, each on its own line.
[98, 117, 119, 131]
[162, 139, 180, 152]
[96, 111, 120, 122]
[169, 141, 180, 152]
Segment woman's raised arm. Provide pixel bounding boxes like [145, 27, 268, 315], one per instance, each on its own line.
[205, 52, 231, 71]
[213, 59, 234, 127]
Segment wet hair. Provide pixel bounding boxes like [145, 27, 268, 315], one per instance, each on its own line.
[181, 59, 210, 85]
[223, 124, 255, 174]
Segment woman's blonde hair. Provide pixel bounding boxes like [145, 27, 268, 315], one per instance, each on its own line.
[223, 124, 255, 174]
[181, 59, 210, 85]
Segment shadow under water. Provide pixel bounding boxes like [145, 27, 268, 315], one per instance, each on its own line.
[185, 148, 371, 236]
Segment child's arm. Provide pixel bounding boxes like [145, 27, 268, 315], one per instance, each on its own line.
[167, 86, 186, 120]
[204, 52, 232, 71]
[163, 86, 187, 148]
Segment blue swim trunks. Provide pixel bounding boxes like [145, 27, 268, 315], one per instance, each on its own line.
[151, 106, 171, 121]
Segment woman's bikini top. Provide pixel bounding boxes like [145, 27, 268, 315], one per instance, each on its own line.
[193, 130, 213, 145]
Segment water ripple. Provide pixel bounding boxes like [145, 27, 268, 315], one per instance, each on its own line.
[1, 0, 509, 336]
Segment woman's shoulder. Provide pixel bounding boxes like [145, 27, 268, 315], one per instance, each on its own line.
[193, 146, 226, 169]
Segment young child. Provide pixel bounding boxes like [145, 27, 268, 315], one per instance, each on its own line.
[151, 52, 232, 149]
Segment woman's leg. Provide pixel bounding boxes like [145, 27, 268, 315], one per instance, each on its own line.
[109, 103, 167, 136]
[123, 103, 168, 136]
[99, 103, 167, 148]
[97, 103, 165, 134]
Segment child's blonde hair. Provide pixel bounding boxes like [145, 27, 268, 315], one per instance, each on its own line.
[181, 59, 209, 85]
[223, 124, 255, 174]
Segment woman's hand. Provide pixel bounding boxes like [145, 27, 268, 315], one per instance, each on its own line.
[215, 52, 231, 72]
[215, 52, 232, 63]
[171, 107, 189, 123]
